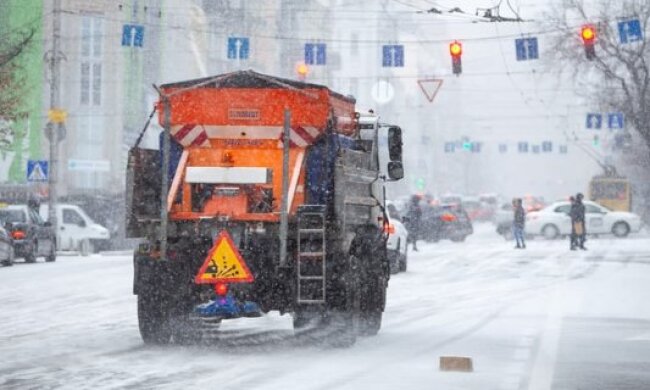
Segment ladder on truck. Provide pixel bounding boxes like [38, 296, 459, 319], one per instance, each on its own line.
[297, 205, 327, 304]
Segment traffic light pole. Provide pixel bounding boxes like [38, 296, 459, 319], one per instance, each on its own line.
[47, 0, 62, 228]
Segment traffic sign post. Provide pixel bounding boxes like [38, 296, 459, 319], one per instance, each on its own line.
[607, 113, 624, 129]
[515, 37, 539, 61]
[227, 37, 250, 60]
[417, 79, 443, 102]
[27, 160, 49, 182]
[305, 43, 326, 65]
[618, 19, 643, 44]
[122, 24, 144, 47]
[586, 113, 603, 129]
[382, 45, 404, 67]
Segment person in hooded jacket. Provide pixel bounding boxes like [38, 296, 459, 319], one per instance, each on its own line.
[570, 193, 587, 250]
[512, 198, 526, 249]
[405, 195, 423, 251]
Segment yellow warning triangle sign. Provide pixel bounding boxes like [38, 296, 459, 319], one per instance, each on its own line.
[195, 230, 254, 284]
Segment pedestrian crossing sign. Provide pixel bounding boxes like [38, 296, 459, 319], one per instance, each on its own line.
[26, 160, 49, 182]
[195, 230, 254, 284]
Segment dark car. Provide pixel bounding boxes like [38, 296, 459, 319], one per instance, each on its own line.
[421, 203, 473, 242]
[0, 205, 56, 263]
[0, 224, 15, 266]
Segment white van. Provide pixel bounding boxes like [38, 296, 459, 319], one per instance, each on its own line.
[39, 204, 110, 255]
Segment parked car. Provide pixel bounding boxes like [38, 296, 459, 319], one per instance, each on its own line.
[526, 200, 643, 239]
[0, 204, 56, 263]
[421, 203, 473, 242]
[40, 204, 110, 255]
[494, 196, 547, 239]
[494, 203, 515, 239]
[0, 224, 15, 266]
[462, 196, 494, 221]
[386, 201, 409, 274]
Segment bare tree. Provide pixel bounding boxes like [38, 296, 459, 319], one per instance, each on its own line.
[0, 28, 35, 147]
[544, 0, 650, 153]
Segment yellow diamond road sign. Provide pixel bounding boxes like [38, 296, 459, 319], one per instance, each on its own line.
[48, 109, 67, 123]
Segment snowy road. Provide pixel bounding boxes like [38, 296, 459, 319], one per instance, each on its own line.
[2, 224, 650, 389]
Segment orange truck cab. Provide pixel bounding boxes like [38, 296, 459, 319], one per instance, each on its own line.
[127, 70, 404, 347]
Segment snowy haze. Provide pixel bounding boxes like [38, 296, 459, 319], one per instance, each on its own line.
[151, 0, 603, 202]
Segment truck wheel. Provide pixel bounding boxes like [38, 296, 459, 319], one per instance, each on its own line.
[359, 310, 382, 336]
[325, 310, 357, 348]
[138, 294, 172, 345]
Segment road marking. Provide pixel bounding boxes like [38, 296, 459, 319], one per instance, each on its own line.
[526, 271, 574, 389]
[626, 331, 650, 341]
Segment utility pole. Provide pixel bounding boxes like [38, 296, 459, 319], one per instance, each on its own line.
[47, 0, 63, 228]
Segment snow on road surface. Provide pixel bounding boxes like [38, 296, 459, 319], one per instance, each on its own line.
[1, 224, 649, 389]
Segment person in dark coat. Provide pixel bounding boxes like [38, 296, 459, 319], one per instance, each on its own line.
[405, 195, 423, 251]
[570, 193, 587, 250]
[568, 196, 577, 249]
[512, 198, 526, 249]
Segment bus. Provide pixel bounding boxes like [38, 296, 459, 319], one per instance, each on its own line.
[588, 175, 631, 211]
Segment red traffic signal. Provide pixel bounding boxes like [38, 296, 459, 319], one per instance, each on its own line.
[449, 41, 462, 57]
[581, 25, 596, 42]
[581, 25, 596, 60]
[449, 41, 462, 75]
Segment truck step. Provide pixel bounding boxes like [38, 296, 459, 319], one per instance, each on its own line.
[299, 252, 325, 257]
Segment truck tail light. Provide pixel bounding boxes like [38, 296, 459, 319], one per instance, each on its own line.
[214, 283, 228, 296]
[11, 230, 25, 240]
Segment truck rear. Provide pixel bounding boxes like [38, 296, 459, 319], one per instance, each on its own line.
[127, 70, 404, 346]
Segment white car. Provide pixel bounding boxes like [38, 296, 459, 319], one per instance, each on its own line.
[386, 201, 409, 273]
[526, 200, 643, 239]
[39, 204, 111, 254]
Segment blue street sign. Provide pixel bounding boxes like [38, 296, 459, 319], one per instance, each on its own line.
[121, 24, 144, 47]
[618, 19, 643, 44]
[227, 37, 249, 60]
[305, 43, 326, 65]
[586, 113, 603, 129]
[444, 142, 455, 153]
[608, 112, 624, 129]
[532, 145, 540, 154]
[27, 160, 48, 182]
[515, 37, 539, 61]
[382, 45, 404, 67]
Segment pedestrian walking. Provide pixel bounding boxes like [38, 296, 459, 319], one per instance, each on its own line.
[405, 195, 423, 251]
[512, 198, 526, 249]
[570, 193, 587, 250]
[568, 196, 577, 249]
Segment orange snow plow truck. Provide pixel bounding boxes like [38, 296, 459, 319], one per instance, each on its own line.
[127, 70, 404, 347]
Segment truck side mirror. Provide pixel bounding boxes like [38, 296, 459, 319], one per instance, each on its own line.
[387, 162, 404, 180]
[388, 126, 403, 162]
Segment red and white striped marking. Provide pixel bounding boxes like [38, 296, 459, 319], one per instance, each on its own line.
[171, 125, 322, 148]
[170, 124, 210, 147]
[276, 126, 321, 148]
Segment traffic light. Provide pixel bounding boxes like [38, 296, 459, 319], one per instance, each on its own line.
[296, 62, 309, 80]
[593, 134, 600, 147]
[449, 41, 462, 75]
[415, 177, 425, 191]
[581, 25, 596, 60]
[462, 141, 472, 151]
